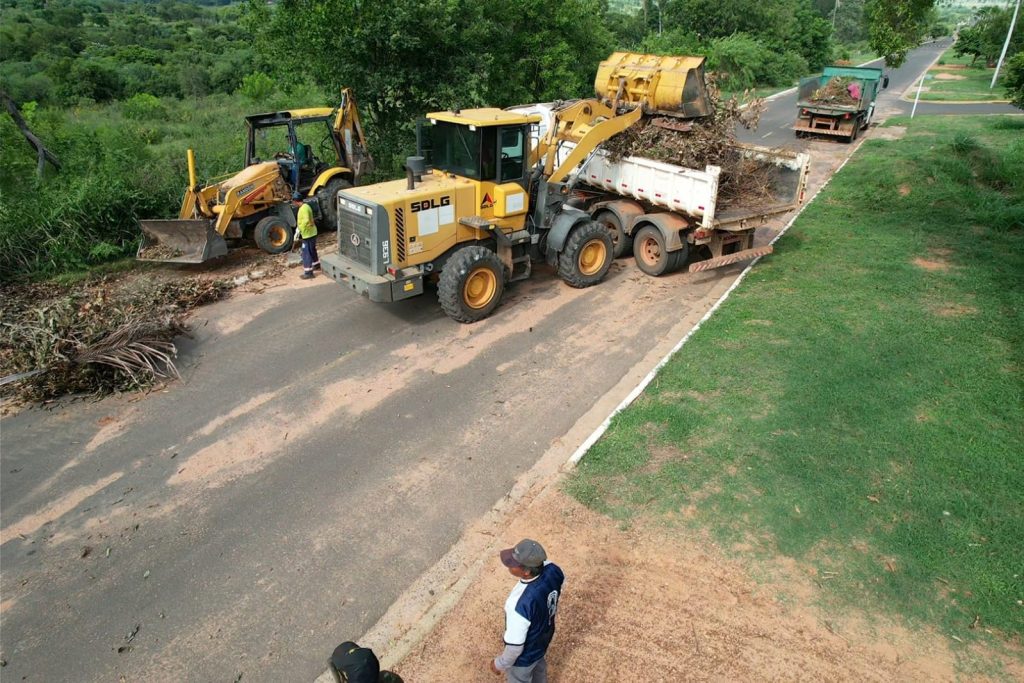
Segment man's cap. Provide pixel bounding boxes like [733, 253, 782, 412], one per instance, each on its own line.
[500, 538, 546, 569]
[329, 641, 380, 683]
[292, 192, 303, 200]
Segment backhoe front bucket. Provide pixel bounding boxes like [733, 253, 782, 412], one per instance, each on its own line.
[595, 52, 713, 119]
[137, 219, 229, 264]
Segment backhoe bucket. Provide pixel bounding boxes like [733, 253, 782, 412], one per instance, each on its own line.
[136, 219, 229, 264]
[595, 52, 713, 119]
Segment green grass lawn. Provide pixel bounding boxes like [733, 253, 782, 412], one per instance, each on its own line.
[567, 116, 1024, 645]
[923, 45, 1008, 102]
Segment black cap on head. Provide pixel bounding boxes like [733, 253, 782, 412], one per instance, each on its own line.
[499, 538, 547, 569]
[330, 641, 380, 683]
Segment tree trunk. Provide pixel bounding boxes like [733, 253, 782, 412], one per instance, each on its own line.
[0, 89, 61, 178]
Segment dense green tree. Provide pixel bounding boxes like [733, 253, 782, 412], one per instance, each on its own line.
[245, 0, 613, 172]
[864, 0, 934, 67]
[1004, 52, 1024, 109]
[955, 6, 1023, 67]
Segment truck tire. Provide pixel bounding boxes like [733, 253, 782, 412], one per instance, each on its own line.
[593, 210, 633, 258]
[558, 220, 613, 288]
[254, 215, 293, 254]
[847, 122, 859, 143]
[317, 177, 352, 229]
[633, 225, 687, 276]
[438, 246, 505, 323]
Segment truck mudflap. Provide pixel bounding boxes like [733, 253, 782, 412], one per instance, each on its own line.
[137, 219, 229, 264]
[688, 244, 773, 273]
[321, 252, 423, 303]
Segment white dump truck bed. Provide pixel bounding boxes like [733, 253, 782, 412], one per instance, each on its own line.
[573, 143, 810, 231]
[509, 102, 810, 231]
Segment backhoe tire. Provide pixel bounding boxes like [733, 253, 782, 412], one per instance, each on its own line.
[634, 225, 686, 276]
[593, 210, 633, 258]
[317, 177, 352, 230]
[254, 215, 293, 254]
[438, 246, 505, 323]
[558, 220, 613, 288]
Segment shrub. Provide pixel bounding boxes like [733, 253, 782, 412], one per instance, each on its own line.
[122, 93, 165, 120]
[239, 72, 275, 101]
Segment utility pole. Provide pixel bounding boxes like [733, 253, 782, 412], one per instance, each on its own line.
[832, 0, 841, 32]
[991, 0, 1022, 88]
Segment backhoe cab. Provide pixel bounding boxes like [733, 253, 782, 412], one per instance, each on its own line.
[321, 53, 712, 322]
[138, 88, 372, 264]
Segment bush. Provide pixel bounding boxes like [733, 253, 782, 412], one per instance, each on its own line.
[239, 71, 275, 101]
[707, 33, 771, 90]
[122, 93, 165, 120]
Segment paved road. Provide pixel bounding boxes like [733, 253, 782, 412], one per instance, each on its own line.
[737, 38, 1020, 150]
[1, 40, 1018, 683]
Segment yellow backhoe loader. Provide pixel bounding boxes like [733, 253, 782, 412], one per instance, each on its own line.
[137, 88, 373, 264]
[320, 52, 712, 322]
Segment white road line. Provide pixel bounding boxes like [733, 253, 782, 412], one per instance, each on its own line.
[762, 131, 774, 138]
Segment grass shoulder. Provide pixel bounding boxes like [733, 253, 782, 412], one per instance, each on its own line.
[567, 115, 1024, 656]
[921, 45, 1009, 102]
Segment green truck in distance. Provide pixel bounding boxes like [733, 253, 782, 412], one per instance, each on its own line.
[794, 66, 889, 143]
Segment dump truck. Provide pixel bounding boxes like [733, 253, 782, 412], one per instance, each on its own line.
[322, 52, 717, 323]
[793, 66, 889, 142]
[137, 88, 372, 264]
[512, 103, 809, 273]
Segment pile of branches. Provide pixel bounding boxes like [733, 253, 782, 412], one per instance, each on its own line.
[810, 76, 858, 105]
[1, 276, 229, 402]
[602, 87, 777, 207]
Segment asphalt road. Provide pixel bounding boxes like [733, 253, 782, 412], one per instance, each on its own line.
[1, 39, 1018, 683]
[737, 38, 1020, 149]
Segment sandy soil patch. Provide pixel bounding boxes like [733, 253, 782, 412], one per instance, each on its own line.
[872, 126, 907, 141]
[933, 73, 967, 81]
[1, 471, 123, 541]
[394, 490, 1020, 682]
[913, 257, 950, 272]
[899, 184, 912, 197]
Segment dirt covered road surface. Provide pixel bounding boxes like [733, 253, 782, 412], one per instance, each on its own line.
[394, 487, 1023, 682]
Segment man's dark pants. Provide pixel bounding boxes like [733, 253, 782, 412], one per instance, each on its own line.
[300, 235, 320, 272]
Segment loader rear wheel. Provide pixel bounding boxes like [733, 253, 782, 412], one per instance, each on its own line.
[254, 216, 293, 254]
[558, 221, 613, 288]
[438, 246, 505, 323]
[317, 177, 352, 229]
[593, 210, 633, 258]
[634, 225, 687, 276]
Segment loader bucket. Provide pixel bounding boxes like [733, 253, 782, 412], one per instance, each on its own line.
[136, 219, 229, 264]
[595, 52, 713, 119]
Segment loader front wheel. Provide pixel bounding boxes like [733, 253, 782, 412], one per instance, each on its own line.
[593, 210, 633, 258]
[634, 225, 686, 276]
[438, 246, 505, 323]
[254, 216, 293, 254]
[558, 221, 613, 288]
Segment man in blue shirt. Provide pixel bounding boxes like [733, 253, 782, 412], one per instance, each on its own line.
[490, 539, 564, 683]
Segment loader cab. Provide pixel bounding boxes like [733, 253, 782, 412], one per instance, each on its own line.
[417, 109, 540, 189]
[245, 108, 342, 192]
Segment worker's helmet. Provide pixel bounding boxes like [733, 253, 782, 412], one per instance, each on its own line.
[292, 192, 303, 201]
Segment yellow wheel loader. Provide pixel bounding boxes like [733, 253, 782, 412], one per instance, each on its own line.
[137, 88, 373, 264]
[320, 52, 712, 322]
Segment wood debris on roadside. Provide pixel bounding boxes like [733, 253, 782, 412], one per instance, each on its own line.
[602, 82, 777, 208]
[0, 275, 230, 402]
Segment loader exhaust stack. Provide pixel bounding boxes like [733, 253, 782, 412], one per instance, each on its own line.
[594, 52, 713, 119]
